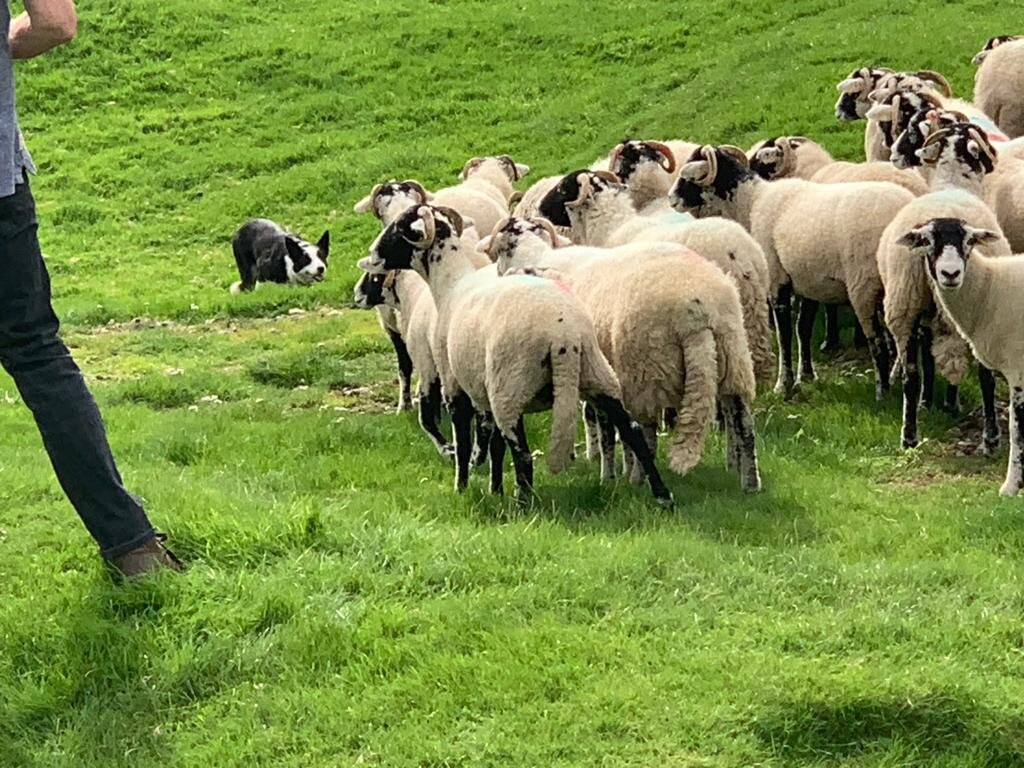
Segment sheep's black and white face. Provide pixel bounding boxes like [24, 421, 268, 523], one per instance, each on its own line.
[916, 123, 998, 178]
[477, 217, 568, 275]
[362, 205, 460, 280]
[353, 270, 398, 309]
[354, 181, 432, 224]
[669, 147, 752, 217]
[898, 218, 999, 290]
[835, 67, 890, 121]
[538, 170, 621, 227]
[890, 108, 952, 169]
[462, 155, 531, 183]
[748, 137, 783, 179]
[609, 141, 672, 182]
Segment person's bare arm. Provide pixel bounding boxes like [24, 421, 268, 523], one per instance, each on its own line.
[9, 0, 77, 59]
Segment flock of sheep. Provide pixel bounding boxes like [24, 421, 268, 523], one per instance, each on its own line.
[351, 35, 1024, 504]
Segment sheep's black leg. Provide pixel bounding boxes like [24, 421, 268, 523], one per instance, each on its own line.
[592, 400, 617, 482]
[419, 378, 454, 458]
[945, 383, 960, 414]
[821, 304, 841, 353]
[853, 323, 868, 349]
[726, 394, 761, 492]
[583, 403, 600, 461]
[629, 421, 658, 486]
[450, 392, 475, 491]
[663, 408, 678, 431]
[772, 283, 795, 395]
[869, 308, 891, 401]
[487, 416, 507, 495]
[979, 364, 1001, 455]
[387, 329, 414, 412]
[471, 413, 492, 467]
[1002, 386, 1024, 497]
[593, 394, 673, 506]
[919, 325, 935, 410]
[504, 418, 534, 505]
[797, 297, 819, 383]
[901, 329, 921, 449]
[721, 397, 740, 472]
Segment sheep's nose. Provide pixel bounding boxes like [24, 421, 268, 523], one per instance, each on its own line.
[941, 269, 961, 282]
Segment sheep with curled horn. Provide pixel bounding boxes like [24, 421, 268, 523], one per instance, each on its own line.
[536, 164, 775, 388]
[669, 144, 916, 401]
[360, 204, 674, 507]
[601, 139, 699, 215]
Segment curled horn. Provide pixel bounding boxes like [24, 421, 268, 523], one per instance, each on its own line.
[646, 141, 677, 173]
[566, 172, 592, 208]
[609, 142, 625, 172]
[914, 69, 953, 97]
[498, 154, 520, 181]
[719, 145, 750, 166]
[434, 205, 465, 236]
[353, 183, 383, 214]
[772, 137, 798, 177]
[592, 170, 622, 184]
[403, 180, 431, 204]
[919, 127, 953, 164]
[965, 125, 999, 168]
[460, 157, 484, 180]
[688, 145, 719, 186]
[837, 76, 866, 94]
[407, 205, 436, 246]
[531, 217, 563, 246]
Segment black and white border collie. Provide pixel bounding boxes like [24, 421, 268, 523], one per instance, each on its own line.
[230, 218, 330, 293]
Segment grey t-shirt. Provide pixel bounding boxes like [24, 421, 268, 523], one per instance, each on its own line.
[0, 1, 37, 197]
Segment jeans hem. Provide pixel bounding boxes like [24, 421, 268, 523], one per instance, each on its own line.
[100, 527, 157, 560]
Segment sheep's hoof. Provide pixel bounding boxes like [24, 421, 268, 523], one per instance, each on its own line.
[774, 379, 794, 397]
[901, 437, 919, 450]
[999, 480, 1022, 498]
[654, 492, 675, 509]
[396, 401, 413, 414]
[982, 435, 1001, 456]
[796, 370, 816, 385]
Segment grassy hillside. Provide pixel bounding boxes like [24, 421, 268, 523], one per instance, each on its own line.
[3, 1, 1024, 766]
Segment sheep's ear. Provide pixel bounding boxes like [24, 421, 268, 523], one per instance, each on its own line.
[755, 146, 782, 165]
[837, 77, 866, 93]
[915, 143, 942, 164]
[475, 235, 493, 255]
[679, 161, 710, 181]
[514, 163, 531, 179]
[897, 228, 931, 249]
[553, 233, 573, 247]
[357, 256, 380, 272]
[966, 227, 1000, 248]
[353, 195, 374, 213]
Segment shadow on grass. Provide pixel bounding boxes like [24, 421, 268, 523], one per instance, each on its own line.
[750, 690, 1024, 765]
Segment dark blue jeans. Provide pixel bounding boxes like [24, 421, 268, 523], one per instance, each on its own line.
[0, 176, 154, 558]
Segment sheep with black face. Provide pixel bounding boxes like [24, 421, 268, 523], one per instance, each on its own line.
[478, 216, 762, 492]
[876, 121, 1012, 450]
[603, 139, 698, 216]
[537, 168, 775, 387]
[670, 144, 915, 400]
[900, 217, 1024, 496]
[359, 204, 673, 506]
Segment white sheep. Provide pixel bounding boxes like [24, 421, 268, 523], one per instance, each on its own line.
[898, 217, 1024, 495]
[973, 37, 1024, 138]
[358, 204, 673, 506]
[670, 145, 916, 400]
[748, 136, 928, 195]
[876, 121, 1012, 450]
[537, 169, 776, 387]
[354, 269, 452, 456]
[603, 139, 699, 215]
[477, 216, 761, 492]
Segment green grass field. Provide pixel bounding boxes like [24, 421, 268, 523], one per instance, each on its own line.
[3, 1, 1024, 765]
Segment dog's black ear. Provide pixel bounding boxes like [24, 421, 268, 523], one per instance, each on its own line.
[317, 230, 330, 259]
[285, 236, 305, 260]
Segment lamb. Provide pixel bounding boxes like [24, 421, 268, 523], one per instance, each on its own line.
[834, 67, 951, 161]
[354, 269, 452, 457]
[537, 169, 776, 387]
[358, 204, 673, 506]
[875, 121, 1012, 450]
[669, 145, 916, 400]
[477, 216, 761, 492]
[973, 36, 1024, 138]
[898, 217, 1024, 495]
[748, 136, 928, 195]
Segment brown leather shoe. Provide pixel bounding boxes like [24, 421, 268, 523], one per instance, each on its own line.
[108, 534, 184, 578]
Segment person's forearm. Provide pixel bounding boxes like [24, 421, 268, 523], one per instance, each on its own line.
[9, 0, 77, 59]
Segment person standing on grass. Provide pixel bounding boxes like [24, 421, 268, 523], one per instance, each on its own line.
[1, 0, 181, 576]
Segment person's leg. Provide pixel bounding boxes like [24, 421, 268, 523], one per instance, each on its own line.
[0, 179, 166, 563]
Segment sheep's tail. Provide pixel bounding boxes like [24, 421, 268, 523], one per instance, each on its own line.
[713, 290, 758, 404]
[668, 329, 718, 475]
[547, 341, 582, 475]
